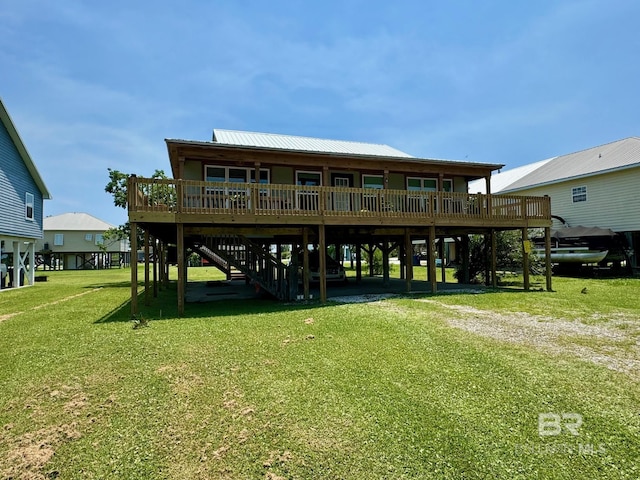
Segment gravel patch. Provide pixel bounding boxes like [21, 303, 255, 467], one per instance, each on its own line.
[417, 299, 640, 379]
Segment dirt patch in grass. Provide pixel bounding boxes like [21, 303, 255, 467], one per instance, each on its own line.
[417, 299, 640, 379]
[1, 385, 90, 479]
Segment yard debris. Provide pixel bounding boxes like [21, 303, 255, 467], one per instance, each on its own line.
[304, 317, 314, 324]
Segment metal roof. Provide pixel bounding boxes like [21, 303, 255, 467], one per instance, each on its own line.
[44, 213, 114, 231]
[212, 129, 415, 158]
[502, 137, 640, 193]
[0, 98, 51, 199]
[469, 158, 555, 194]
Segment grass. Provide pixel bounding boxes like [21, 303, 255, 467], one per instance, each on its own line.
[0, 267, 639, 479]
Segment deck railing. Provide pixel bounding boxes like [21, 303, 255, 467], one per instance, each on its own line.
[128, 177, 550, 222]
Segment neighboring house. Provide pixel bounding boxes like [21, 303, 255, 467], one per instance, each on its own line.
[471, 137, 640, 271]
[128, 129, 552, 315]
[36, 212, 130, 270]
[0, 98, 51, 290]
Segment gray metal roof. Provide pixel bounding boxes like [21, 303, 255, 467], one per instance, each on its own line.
[502, 137, 640, 193]
[44, 212, 114, 231]
[469, 158, 555, 194]
[212, 129, 414, 158]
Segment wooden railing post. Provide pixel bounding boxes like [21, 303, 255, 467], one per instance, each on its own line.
[176, 179, 183, 214]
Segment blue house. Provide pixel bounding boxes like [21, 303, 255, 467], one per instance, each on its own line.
[0, 98, 51, 289]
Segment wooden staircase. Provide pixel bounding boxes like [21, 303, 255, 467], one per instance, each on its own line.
[192, 235, 294, 300]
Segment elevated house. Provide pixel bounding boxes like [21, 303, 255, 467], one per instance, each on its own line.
[0, 98, 51, 290]
[128, 129, 553, 315]
[36, 212, 130, 270]
[471, 137, 640, 274]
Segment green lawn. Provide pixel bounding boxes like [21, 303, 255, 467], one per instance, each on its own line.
[0, 268, 638, 479]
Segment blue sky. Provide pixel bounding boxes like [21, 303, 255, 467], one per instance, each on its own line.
[2, 0, 639, 227]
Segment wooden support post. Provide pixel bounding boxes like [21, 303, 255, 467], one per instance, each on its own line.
[318, 224, 327, 303]
[356, 242, 362, 283]
[177, 223, 185, 316]
[439, 238, 446, 284]
[130, 222, 138, 317]
[491, 229, 498, 288]
[405, 229, 413, 293]
[522, 227, 530, 291]
[152, 237, 158, 297]
[429, 226, 437, 293]
[545, 226, 553, 291]
[399, 242, 405, 280]
[382, 239, 390, 286]
[144, 229, 151, 306]
[303, 228, 310, 300]
[461, 236, 470, 284]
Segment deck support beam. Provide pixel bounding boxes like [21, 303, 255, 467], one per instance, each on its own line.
[429, 226, 437, 293]
[522, 227, 530, 291]
[545, 226, 553, 291]
[355, 242, 362, 283]
[144, 229, 151, 306]
[177, 223, 185, 316]
[303, 228, 310, 300]
[491, 229, 498, 288]
[405, 229, 413, 293]
[318, 224, 327, 303]
[439, 238, 446, 284]
[130, 221, 138, 317]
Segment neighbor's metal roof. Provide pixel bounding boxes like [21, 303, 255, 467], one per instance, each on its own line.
[212, 129, 415, 158]
[469, 158, 555, 194]
[44, 212, 114, 231]
[502, 137, 640, 192]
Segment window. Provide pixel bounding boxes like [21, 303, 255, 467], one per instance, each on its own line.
[203, 166, 271, 209]
[85, 234, 93, 241]
[95, 234, 104, 246]
[572, 186, 587, 203]
[407, 177, 437, 192]
[204, 165, 270, 184]
[54, 234, 64, 246]
[296, 171, 321, 210]
[362, 175, 384, 190]
[25, 193, 34, 220]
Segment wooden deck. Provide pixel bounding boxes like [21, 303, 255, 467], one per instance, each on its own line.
[128, 177, 551, 228]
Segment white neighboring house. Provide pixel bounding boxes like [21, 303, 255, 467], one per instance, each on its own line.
[471, 137, 640, 270]
[37, 212, 130, 270]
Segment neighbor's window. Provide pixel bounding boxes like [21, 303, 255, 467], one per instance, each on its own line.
[25, 193, 34, 220]
[54, 234, 64, 246]
[95, 234, 104, 246]
[85, 233, 93, 241]
[572, 186, 587, 203]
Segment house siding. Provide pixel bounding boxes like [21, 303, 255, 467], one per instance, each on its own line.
[0, 120, 43, 239]
[512, 167, 640, 232]
[37, 230, 127, 253]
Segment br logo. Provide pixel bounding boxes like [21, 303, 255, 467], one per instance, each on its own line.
[538, 413, 583, 436]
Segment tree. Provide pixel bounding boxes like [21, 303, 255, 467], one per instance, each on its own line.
[455, 230, 543, 283]
[104, 168, 169, 245]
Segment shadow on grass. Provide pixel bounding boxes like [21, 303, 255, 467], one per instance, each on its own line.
[94, 283, 336, 324]
[94, 276, 552, 324]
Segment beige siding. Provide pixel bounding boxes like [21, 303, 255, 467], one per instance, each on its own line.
[512, 167, 640, 232]
[39, 231, 127, 253]
[183, 160, 202, 180]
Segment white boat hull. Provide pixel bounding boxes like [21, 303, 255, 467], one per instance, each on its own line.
[535, 247, 608, 264]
